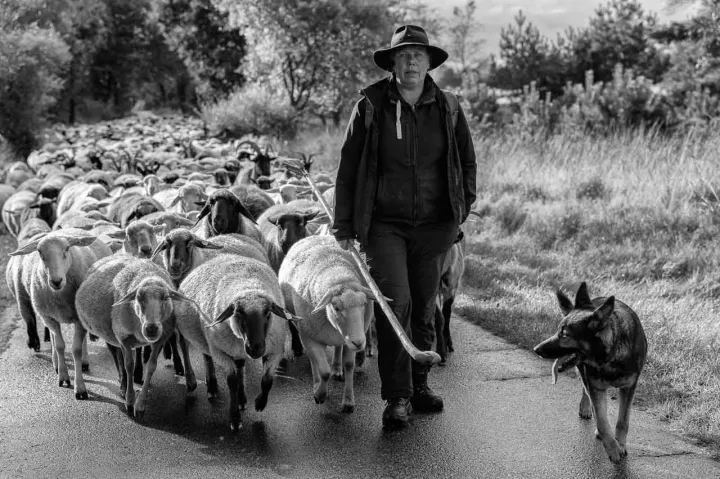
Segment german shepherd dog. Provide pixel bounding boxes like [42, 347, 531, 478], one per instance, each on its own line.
[533, 282, 647, 463]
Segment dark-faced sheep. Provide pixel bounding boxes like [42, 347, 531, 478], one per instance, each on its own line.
[191, 189, 262, 243]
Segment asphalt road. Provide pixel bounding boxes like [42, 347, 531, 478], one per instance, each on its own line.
[0, 313, 718, 479]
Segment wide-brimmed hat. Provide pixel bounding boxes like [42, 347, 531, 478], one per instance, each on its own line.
[373, 25, 449, 72]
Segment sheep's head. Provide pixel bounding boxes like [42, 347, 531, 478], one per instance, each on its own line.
[213, 168, 230, 186]
[146, 212, 195, 235]
[151, 229, 222, 283]
[253, 175, 273, 190]
[210, 295, 300, 359]
[170, 183, 206, 213]
[266, 210, 320, 254]
[107, 220, 164, 258]
[312, 285, 376, 351]
[112, 277, 190, 343]
[142, 175, 162, 196]
[194, 189, 256, 235]
[28, 196, 57, 226]
[124, 199, 162, 226]
[9, 233, 98, 291]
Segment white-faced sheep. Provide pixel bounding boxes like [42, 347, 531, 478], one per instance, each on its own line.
[6, 218, 52, 350]
[2, 190, 42, 237]
[168, 183, 206, 214]
[8, 229, 112, 399]
[107, 192, 164, 227]
[174, 254, 298, 431]
[75, 254, 197, 418]
[278, 235, 377, 413]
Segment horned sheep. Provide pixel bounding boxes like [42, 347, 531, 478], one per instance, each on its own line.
[278, 235, 376, 413]
[174, 254, 298, 431]
[8, 229, 112, 399]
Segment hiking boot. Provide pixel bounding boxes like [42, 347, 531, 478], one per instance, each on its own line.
[411, 368, 444, 412]
[382, 397, 412, 428]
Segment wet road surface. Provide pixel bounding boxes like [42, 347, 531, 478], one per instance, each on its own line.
[0, 314, 718, 478]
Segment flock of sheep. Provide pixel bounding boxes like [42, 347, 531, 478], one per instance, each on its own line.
[0, 112, 466, 430]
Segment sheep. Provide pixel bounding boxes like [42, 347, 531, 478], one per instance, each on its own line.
[6, 218, 52, 351]
[191, 189, 263, 243]
[278, 235, 376, 413]
[141, 211, 195, 234]
[106, 220, 165, 259]
[257, 202, 322, 273]
[0, 184, 16, 214]
[56, 181, 108, 217]
[174, 254, 297, 430]
[106, 192, 164, 227]
[151, 228, 269, 285]
[75, 255, 197, 418]
[434, 233, 466, 364]
[168, 183, 206, 214]
[8, 229, 113, 399]
[2, 190, 40, 237]
[234, 140, 274, 186]
[16, 177, 44, 194]
[229, 184, 275, 220]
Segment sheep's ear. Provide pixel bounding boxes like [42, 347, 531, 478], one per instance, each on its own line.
[269, 302, 303, 322]
[152, 225, 166, 234]
[112, 289, 137, 307]
[170, 195, 181, 207]
[9, 239, 41, 256]
[265, 187, 280, 193]
[168, 290, 194, 303]
[194, 204, 211, 226]
[302, 210, 321, 222]
[150, 239, 169, 260]
[206, 303, 235, 328]
[311, 290, 335, 315]
[191, 238, 223, 250]
[66, 236, 98, 248]
[235, 200, 257, 224]
[106, 230, 127, 240]
[266, 214, 280, 226]
[176, 217, 195, 227]
[358, 285, 392, 303]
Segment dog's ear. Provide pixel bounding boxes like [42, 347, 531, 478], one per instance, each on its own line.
[574, 282, 593, 309]
[589, 296, 615, 330]
[556, 289, 574, 316]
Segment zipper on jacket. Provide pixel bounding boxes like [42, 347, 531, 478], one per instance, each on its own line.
[411, 104, 418, 227]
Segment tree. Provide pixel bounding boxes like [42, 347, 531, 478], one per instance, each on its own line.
[445, 0, 485, 87]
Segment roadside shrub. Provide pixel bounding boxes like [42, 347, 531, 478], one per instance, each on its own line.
[494, 195, 527, 235]
[201, 82, 298, 139]
[576, 176, 607, 200]
[0, 25, 70, 157]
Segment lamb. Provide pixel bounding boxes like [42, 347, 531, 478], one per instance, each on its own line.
[75, 255, 197, 418]
[278, 235, 376, 413]
[174, 254, 298, 431]
[8, 229, 112, 399]
[6, 218, 51, 350]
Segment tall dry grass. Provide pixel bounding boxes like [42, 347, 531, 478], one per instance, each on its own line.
[290, 123, 720, 451]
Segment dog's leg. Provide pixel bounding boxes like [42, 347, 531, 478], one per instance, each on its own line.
[588, 387, 625, 463]
[579, 383, 592, 419]
[615, 382, 637, 455]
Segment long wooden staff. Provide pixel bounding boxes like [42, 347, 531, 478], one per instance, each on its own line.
[282, 159, 441, 366]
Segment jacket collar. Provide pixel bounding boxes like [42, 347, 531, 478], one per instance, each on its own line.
[360, 74, 439, 110]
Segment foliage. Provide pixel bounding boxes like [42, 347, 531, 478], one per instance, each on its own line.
[444, 0, 486, 89]
[0, 2, 71, 156]
[153, 0, 245, 101]
[200, 82, 298, 140]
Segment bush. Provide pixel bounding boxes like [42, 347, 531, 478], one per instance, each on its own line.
[0, 24, 70, 157]
[201, 82, 298, 139]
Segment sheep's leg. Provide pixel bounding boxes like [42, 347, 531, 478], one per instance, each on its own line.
[255, 352, 282, 412]
[72, 323, 88, 400]
[44, 326, 50, 343]
[224, 362, 242, 432]
[442, 297, 454, 352]
[203, 354, 218, 399]
[341, 345, 357, 413]
[134, 340, 164, 420]
[81, 333, 89, 372]
[133, 348, 144, 385]
[234, 359, 247, 411]
[331, 346, 344, 381]
[177, 333, 196, 393]
[46, 319, 71, 388]
[169, 333, 185, 376]
[17, 293, 40, 351]
[288, 322, 304, 357]
[306, 341, 330, 405]
[106, 343, 125, 392]
[120, 341, 136, 417]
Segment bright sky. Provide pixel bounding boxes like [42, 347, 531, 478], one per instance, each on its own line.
[426, 0, 698, 54]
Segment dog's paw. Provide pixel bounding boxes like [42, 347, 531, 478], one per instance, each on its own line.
[579, 407, 593, 419]
[602, 438, 626, 463]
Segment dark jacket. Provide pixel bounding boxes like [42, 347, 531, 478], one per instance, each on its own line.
[332, 75, 477, 245]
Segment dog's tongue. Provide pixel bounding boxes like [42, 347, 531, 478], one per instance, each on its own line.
[551, 354, 580, 385]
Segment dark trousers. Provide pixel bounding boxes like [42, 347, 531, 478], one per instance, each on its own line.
[362, 220, 457, 400]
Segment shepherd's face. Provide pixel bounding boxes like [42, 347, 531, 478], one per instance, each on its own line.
[392, 46, 430, 88]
